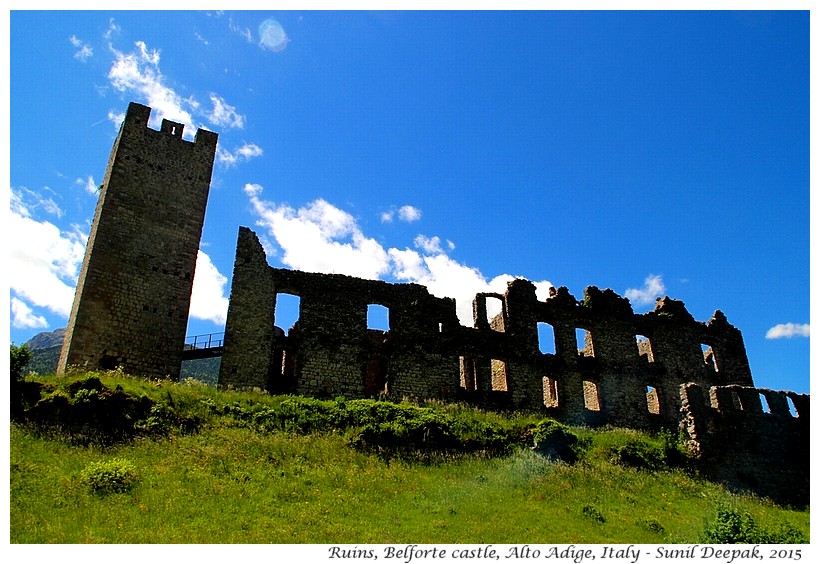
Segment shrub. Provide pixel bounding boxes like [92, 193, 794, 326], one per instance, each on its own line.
[609, 437, 666, 471]
[80, 457, 139, 494]
[582, 504, 606, 523]
[701, 506, 808, 544]
[67, 375, 105, 396]
[138, 402, 201, 435]
[350, 411, 460, 457]
[531, 419, 580, 463]
[659, 429, 691, 467]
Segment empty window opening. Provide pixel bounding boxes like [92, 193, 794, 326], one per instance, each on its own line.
[701, 344, 718, 372]
[537, 322, 556, 354]
[636, 335, 654, 363]
[491, 358, 508, 391]
[367, 304, 390, 331]
[543, 377, 559, 408]
[459, 356, 477, 390]
[729, 390, 742, 410]
[486, 296, 505, 332]
[577, 328, 594, 357]
[787, 395, 799, 418]
[274, 293, 301, 336]
[364, 357, 388, 397]
[646, 386, 660, 415]
[438, 322, 443, 333]
[759, 393, 771, 414]
[583, 380, 601, 411]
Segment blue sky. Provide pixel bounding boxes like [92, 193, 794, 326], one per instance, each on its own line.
[6, 9, 810, 394]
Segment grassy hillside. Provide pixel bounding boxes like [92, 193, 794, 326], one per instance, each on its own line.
[10, 370, 809, 544]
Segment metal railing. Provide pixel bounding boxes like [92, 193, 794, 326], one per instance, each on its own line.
[184, 332, 225, 351]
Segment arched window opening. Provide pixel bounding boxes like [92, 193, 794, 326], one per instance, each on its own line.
[583, 380, 600, 411]
[646, 386, 660, 415]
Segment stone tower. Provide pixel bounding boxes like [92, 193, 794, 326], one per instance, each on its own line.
[57, 102, 218, 379]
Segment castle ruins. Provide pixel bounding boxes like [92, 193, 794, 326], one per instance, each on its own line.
[58, 103, 809, 507]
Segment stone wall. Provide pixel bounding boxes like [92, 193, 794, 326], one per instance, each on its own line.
[680, 383, 809, 507]
[218, 231, 809, 505]
[220, 227, 758, 434]
[58, 103, 218, 379]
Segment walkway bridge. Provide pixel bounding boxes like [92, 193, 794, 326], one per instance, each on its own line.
[182, 332, 225, 360]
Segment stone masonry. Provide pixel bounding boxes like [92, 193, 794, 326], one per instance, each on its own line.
[220, 228, 756, 430]
[57, 102, 218, 379]
[219, 227, 809, 505]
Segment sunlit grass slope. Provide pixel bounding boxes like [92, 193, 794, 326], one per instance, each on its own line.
[10, 372, 809, 544]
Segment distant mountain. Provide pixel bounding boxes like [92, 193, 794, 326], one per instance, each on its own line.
[25, 327, 66, 350]
[19, 328, 63, 375]
[20, 327, 218, 384]
[24, 345, 61, 375]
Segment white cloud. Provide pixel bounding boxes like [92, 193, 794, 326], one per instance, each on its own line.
[388, 247, 428, 281]
[766, 323, 810, 340]
[246, 185, 391, 280]
[103, 18, 120, 41]
[414, 235, 445, 255]
[244, 185, 552, 325]
[390, 249, 553, 324]
[216, 143, 263, 167]
[107, 109, 126, 129]
[411, 253, 511, 322]
[76, 176, 98, 195]
[107, 40, 197, 137]
[189, 251, 230, 325]
[8, 189, 87, 320]
[625, 274, 666, 306]
[381, 204, 422, 224]
[69, 35, 93, 61]
[398, 205, 422, 222]
[10, 189, 31, 218]
[12, 186, 64, 218]
[106, 40, 246, 140]
[11, 298, 49, 329]
[207, 93, 245, 129]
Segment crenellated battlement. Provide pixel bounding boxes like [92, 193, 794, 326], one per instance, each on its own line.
[120, 102, 218, 148]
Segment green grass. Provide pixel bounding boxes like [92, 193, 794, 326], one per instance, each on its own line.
[9, 371, 810, 544]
